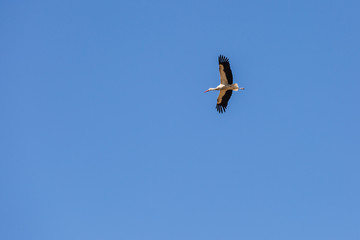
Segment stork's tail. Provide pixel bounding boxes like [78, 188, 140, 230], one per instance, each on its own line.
[232, 83, 239, 91]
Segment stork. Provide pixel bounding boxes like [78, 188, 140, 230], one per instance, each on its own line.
[204, 55, 244, 113]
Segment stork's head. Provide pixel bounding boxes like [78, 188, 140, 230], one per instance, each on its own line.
[204, 87, 216, 93]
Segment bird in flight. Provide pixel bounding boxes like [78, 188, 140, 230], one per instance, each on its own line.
[204, 55, 245, 113]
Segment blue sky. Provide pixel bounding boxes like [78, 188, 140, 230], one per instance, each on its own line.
[1, 0, 360, 239]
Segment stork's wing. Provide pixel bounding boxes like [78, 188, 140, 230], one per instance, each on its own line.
[218, 55, 233, 85]
[216, 90, 233, 113]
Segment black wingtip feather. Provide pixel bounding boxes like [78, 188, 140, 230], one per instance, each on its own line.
[216, 105, 227, 113]
[218, 55, 229, 64]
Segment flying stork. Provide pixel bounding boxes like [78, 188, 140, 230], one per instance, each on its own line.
[204, 55, 244, 113]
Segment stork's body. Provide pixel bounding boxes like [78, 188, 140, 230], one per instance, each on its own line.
[205, 55, 245, 113]
[206, 83, 241, 92]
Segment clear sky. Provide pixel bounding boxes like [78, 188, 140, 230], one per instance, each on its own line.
[1, 0, 360, 239]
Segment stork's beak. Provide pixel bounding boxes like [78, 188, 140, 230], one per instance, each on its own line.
[204, 90, 209, 93]
[240, 88, 245, 90]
